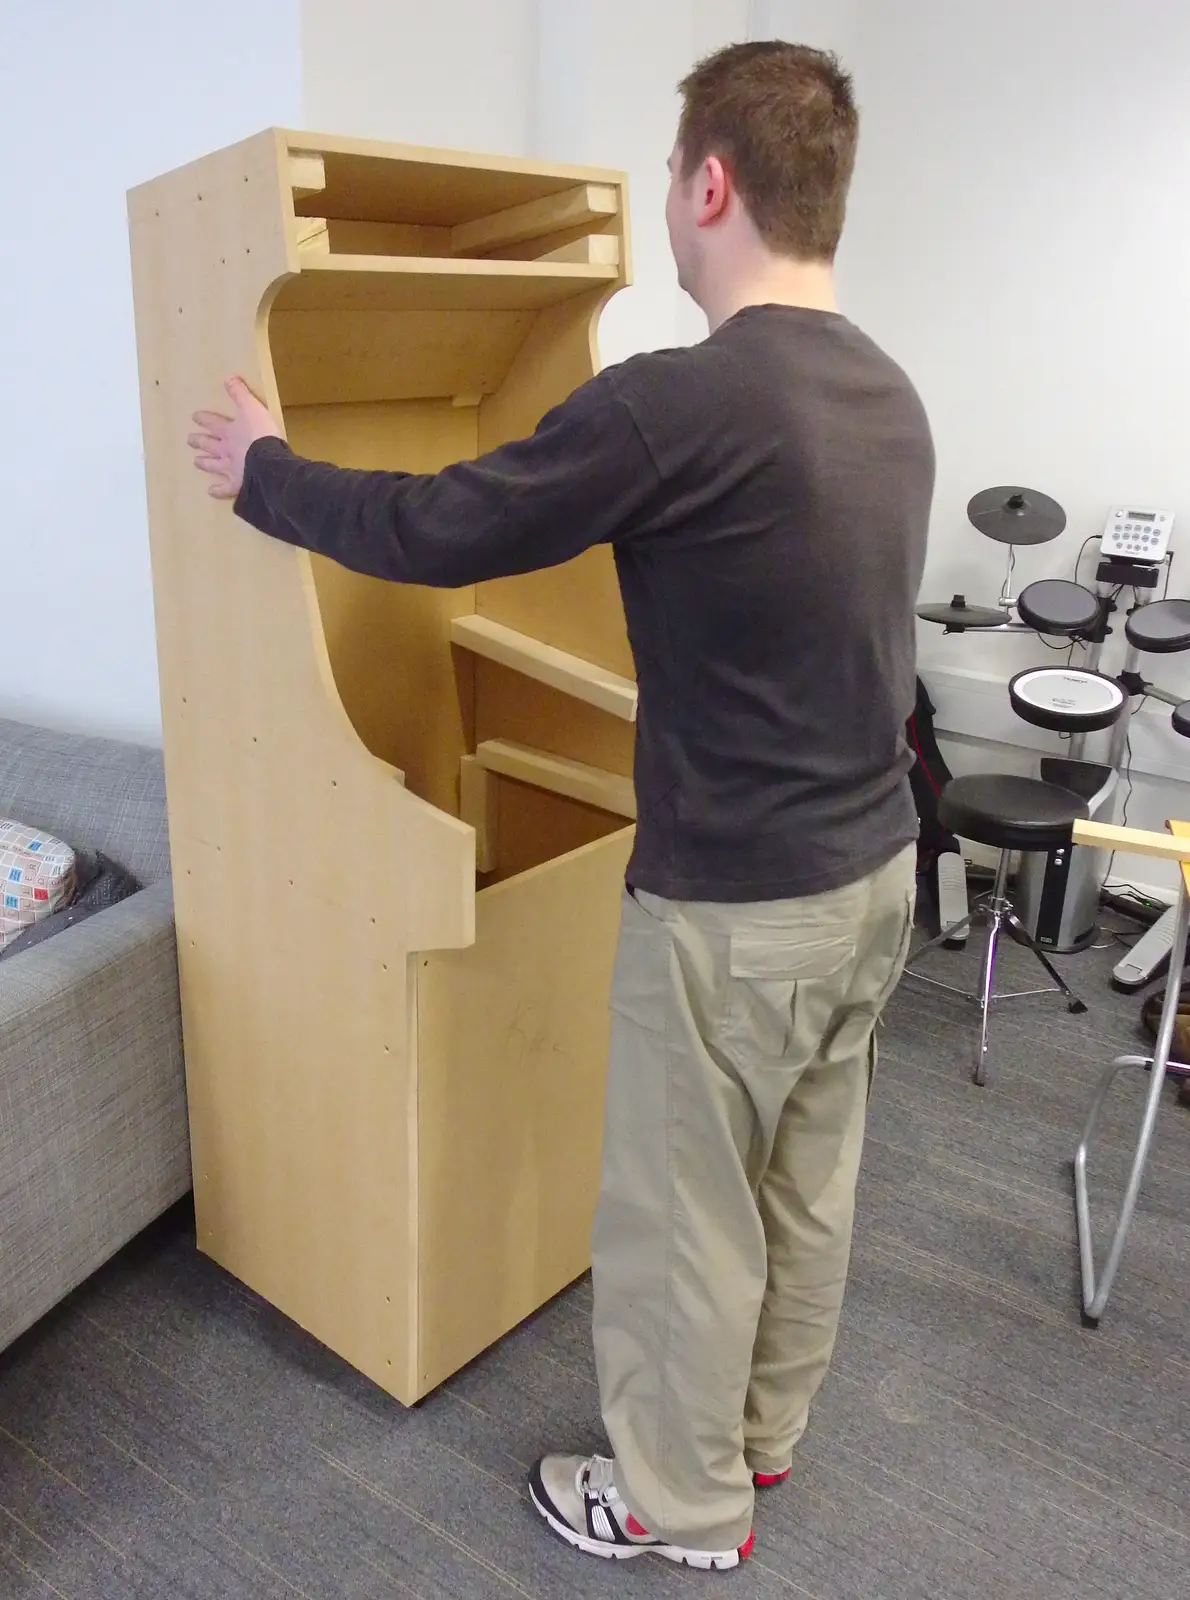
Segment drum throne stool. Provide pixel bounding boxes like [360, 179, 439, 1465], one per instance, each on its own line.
[903, 773, 1088, 1085]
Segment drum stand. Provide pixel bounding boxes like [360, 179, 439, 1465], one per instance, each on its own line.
[1072, 817, 1190, 1323]
[1063, 564, 1190, 989]
[1014, 559, 1182, 957]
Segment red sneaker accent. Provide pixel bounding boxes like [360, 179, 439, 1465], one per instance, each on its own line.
[738, 1531, 755, 1560]
[753, 1468, 790, 1487]
[625, 1514, 650, 1537]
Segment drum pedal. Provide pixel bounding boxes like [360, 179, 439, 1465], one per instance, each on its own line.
[935, 851, 970, 947]
[1112, 904, 1180, 992]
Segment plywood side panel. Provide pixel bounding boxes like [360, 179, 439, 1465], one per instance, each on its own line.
[282, 399, 478, 814]
[476, 294, 635, 677]
[129, 131, 475, 1403]
[416, 829, 632, 1393]
[178, 842, 417, 1397]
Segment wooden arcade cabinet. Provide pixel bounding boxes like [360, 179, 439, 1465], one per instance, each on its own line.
[128, 130, 637, 1401]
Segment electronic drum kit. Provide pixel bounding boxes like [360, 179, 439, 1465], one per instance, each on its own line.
[918, 486, 1190, 756]
[917, 486, 1190, 969]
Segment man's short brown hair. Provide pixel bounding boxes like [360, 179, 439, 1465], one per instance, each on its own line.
[677, 41, 859, 262]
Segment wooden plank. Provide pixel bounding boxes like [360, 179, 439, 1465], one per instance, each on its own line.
[416, 827, 632, 1392]
[1168, 819, 1190, 899]
[295, 215, 329, 256]
[281, 131, 624, 225]
[289, 149, 326, 199]
[1072, 819, 1190, 864]
[451, 614, 637, 721]
[459, 756, 498, 873]
[474, 661, 635, 780]
[477, 738, 635, 818]
[537, 234, 620, 266]
[323, 219, 452, 256]
[281, 256, 618, 314]
[270, 305, 535, 408]
[450, 183, 618, 257]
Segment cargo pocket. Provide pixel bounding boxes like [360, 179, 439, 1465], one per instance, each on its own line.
[718, 928, 855, 1065]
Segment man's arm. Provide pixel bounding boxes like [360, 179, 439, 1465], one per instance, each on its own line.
[194, 371, 660, 588]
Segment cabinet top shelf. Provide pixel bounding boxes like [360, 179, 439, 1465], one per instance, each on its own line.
[279, 256, 618, 314]
[280, 130, 624, 224]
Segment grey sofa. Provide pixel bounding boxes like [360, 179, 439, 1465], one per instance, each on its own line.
[0, 718, 190, 1351]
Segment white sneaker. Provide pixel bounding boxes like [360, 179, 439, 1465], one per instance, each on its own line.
[528, 1453, 754, 1570]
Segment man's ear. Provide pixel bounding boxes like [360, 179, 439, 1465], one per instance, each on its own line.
[695, 154, 732, 228]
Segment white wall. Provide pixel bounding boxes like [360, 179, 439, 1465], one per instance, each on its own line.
[301, 0, 753, 362]
[300, 0, 536, 154]
[749, 0, 859, 56]
[837, 0, 1190, 893]
[0, 3, 302, 745]
[535, 0, 752, 363]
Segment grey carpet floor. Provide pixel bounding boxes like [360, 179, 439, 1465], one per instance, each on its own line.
[2, 916, 1188, 1599]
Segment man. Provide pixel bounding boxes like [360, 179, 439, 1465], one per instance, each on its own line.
[190, 41, 933, 1574]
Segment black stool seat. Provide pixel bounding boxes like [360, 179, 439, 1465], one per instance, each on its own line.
[938, 773, 1088, 852]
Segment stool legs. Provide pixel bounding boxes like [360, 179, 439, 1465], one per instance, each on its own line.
[1073, 886, 1190, 1324]
[973, 853, 1012, 1086]
[906, 846, 1086, 1086]
[1003, 906, 1087, 1014]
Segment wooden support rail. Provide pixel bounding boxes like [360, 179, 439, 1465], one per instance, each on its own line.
[450, 615, 637, 721]
[476, 739, 635, 819]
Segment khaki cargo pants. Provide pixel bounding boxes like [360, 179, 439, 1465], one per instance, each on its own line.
[591, 844, 917, 1550]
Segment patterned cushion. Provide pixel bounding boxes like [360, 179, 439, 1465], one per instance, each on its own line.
[0, 818, 76, 950]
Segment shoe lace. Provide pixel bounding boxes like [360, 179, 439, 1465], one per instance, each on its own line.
[582, 1455, 618, 1504]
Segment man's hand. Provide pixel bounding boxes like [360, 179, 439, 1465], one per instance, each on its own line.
[189, 376, 283, 500]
